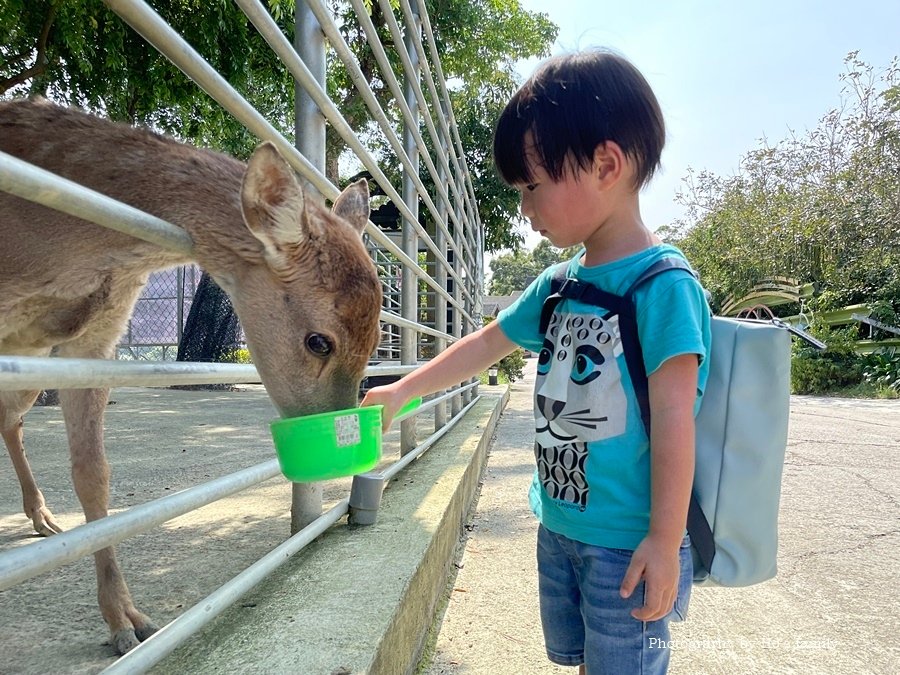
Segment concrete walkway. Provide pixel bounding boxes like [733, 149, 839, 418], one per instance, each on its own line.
[424, 358, 900, 675]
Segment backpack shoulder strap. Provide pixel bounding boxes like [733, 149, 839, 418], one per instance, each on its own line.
[538, 264, 570, 335]
[538, 263, 631, 334]
[625, 257, 714, 574]
[618, 257, 696, 436]
[625, 257, 696, 299]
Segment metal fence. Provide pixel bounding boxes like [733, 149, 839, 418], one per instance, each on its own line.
[0, 0, 483, 671]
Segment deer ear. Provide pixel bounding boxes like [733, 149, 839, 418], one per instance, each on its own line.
[241, 142, 313, 262]
[331, 179, 370, 235]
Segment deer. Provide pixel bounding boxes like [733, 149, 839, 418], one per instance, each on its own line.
[0, 97, 383, 654]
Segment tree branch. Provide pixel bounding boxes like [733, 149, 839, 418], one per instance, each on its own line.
[0, 2, 58, 96]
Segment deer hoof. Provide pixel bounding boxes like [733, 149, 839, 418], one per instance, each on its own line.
[111, 629, 141, 655]
[31, 506, 64, 537]
[135, 621, 159, 642]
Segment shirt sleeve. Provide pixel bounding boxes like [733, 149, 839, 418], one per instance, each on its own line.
[496, 265, 557, 352]
[635, 272, 711, 382]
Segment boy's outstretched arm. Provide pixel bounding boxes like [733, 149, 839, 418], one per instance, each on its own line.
[361, 320, 517, 431]
[620, 353, 698, 621]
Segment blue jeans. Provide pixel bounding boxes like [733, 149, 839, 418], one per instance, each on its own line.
[536, 525, 692, 674]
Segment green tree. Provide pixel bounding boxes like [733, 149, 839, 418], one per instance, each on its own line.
[667, 53, 900, 315]
[1, 0, 295, 159]
[488, 239, 579, 295]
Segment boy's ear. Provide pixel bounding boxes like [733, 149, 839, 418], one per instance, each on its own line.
[593, 141, 627, 189]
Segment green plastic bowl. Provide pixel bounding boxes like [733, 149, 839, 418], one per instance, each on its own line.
[271, 397, 422, 482]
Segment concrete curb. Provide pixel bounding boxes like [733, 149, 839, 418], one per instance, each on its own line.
[155, 390, 508, 675]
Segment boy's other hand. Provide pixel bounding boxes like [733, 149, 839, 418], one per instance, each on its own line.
[619, 535, 680, 622]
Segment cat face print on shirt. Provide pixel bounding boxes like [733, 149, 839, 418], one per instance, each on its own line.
[533, 310, 628, 511]
[534, 310, 627, 447]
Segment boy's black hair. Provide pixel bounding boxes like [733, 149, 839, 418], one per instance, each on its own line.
[493, 48, 665, 189]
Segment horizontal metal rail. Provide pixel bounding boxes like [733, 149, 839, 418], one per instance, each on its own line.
[0, 459, 282, 591]
[381, 389, 479, 481]
[0, 356, 261, 391]
[100, 497, 351, 674]
[0, 378, 474, 594]
[98, 384, 479, 674]
[0, 356, 440, 391]
[0, 151, 194, 255]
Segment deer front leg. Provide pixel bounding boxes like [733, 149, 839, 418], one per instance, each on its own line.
[0, 390, 64, 536]
[59, 387, 159, 654]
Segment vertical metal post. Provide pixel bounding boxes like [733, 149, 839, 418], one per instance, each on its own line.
[451, 243, 462, 416]
[176, 266, 184, 345]
[433, 133, 449, 431]
[291, 0, 326, 532]
[400, 0, 422, 455]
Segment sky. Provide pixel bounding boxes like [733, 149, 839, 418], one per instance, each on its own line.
[510, 0, 900, 248]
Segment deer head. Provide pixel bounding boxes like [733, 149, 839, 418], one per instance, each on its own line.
[222, 143, 382, 418]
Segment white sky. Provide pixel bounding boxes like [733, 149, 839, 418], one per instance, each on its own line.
[511, 0, 900, 248]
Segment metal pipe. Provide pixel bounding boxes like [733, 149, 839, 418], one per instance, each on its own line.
[0, 356, 260, 391]
[235, 0, 468, 303]
[100, 498, 350, 674]
[102, 0, 327, 196]
[382, 394, 480, 481]
[289, 0, 328, 533]
[0, 460, 282, 591]
[0, 151, 193, 255]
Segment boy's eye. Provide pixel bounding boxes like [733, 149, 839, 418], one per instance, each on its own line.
[525, 183, 538, 192]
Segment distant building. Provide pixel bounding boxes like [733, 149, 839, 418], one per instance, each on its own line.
[482, 291, 523, 319]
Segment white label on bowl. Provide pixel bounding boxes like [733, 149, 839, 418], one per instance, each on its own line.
[334, 414, 361, 447]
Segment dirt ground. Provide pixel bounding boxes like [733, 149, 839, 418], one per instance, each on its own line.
[0, 385, 421, 675]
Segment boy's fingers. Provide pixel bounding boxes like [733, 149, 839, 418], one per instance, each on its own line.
[631, 586, 662, 621]
[619, 559, 644, 599]
[631, 587, 675, 622]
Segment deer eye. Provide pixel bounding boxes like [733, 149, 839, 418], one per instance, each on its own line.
[305, 333, 334, 357]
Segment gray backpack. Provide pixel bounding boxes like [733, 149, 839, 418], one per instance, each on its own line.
[541, 258, 814, 586]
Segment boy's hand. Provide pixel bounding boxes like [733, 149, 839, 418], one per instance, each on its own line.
[361, 384, 406, 433]
[619, 535, 681, 622]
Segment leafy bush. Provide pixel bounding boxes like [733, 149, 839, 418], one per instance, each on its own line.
[861, 349, 900, 393]
[222, 348, 252, 364]
[481, 315, 525, 383]
[497, 348, 526, 383]
[791, 324, 863, 394]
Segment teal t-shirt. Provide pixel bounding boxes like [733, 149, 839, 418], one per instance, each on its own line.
[497, 244, 711, 550]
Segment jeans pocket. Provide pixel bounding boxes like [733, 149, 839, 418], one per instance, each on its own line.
[672, 535, 693, 622]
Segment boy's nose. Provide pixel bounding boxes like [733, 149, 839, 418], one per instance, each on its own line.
[519, 193, 533, 219]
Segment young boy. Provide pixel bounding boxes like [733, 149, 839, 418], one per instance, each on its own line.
[362, 48, 711, 674]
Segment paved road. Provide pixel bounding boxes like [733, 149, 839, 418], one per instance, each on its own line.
[426, 358, 900, 675]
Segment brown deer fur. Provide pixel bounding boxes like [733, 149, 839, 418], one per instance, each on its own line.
[0, 98, 382, 654]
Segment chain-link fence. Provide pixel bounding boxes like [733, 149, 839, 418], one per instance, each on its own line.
[117, 266, 202, 360]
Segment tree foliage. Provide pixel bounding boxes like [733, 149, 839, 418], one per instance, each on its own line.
[488, 239, 579, 295]
[1, 0, 295, 159]
[328, 0, 557, 251]
[664, 53, 900, 314]
[1, 0, 557, 250]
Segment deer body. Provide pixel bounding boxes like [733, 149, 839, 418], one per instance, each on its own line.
[0, 98, 382, 654]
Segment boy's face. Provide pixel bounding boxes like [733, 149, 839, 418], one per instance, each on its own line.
[514, 135, 609, 249]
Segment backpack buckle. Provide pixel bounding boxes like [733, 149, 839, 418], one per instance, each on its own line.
[558, 278, 587, 300]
